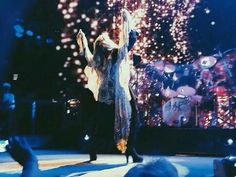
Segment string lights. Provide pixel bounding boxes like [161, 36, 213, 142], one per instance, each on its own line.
[107, 0, 201, 63]
[56, 0, 203, 122]
[56, 0, 236, 129]
[56, 0, 203, 91]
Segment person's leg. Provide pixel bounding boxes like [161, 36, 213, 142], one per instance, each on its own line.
[103, 103, 115, 153]
[0, 110, 8, 139]
[126, 90, 143, 163]
[7, 110, 15, 137]
[88, 102, 99, 161]
[89, 102, 115, 160]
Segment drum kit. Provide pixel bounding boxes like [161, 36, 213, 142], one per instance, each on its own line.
[162, 86, 197, 127]
[164, 64, 176, 74]
[199, 56, 217, 69]
[135, 50, 236, 128]
[157, 49, 236, 128]
[177, 86, 196, 97]
[153, 60, 177, 73]
[158, 62, 200, 127]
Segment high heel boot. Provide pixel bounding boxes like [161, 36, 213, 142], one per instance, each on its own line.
[125, 147, 143, 163]
[89, 136, 97, 161]
[89, 152, 97, 161]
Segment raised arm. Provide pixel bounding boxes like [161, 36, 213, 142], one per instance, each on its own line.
[117, 9, 137, 61]
[6, 136, 40, 177]
[119, 9, 135, 48]
[76, 30, 93, 64]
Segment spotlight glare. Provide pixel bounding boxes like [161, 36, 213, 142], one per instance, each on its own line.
[84, 134, 90, 141]
[16, 33, 23, 38]
[68, 8, 74, 13]
[57, 4, 63, 9]
[62, 9, 67, 14]
[211, 21, 215, 25]
[64, 14, 71, 19]
[81, 14, 86, 19]
[204, 8, 210, 14]
[61, 33, 66, 37]
[13, 74, 18, 81]
[26, 30, 34, 36]
[56, 46, 61, 50]
[61, 38, 71, 43]
[70, 44, 76, 49]
[73, 52, 78, 56]
[69, 2, 78, 8]
[74, 60, 81, 65]
[85, 17, 90, 22]
[227, 139, 234, 145]
[77, 68, 83, 73]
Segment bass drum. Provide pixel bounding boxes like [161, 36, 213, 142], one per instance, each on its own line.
[162, 97, 192, 127]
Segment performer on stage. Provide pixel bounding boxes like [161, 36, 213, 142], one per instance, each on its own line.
[0, 82, 16, 139]
[76, 9, 143, 163]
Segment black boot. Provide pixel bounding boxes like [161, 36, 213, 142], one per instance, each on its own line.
[89, 137, 97, 161]
[88, 133, 97, 162]
[89, 152, 97, 161]
[125, 147, 143, 163]
[125, 89, 143, 163]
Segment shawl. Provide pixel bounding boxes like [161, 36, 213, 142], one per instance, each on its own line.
[77, 9, 135, 153]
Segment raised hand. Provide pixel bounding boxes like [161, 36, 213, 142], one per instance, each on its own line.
[77, 29, 88, 48]
[122, 9, 131, 22]
[6, 136, 39, 177]
[6, 136, 38, 167]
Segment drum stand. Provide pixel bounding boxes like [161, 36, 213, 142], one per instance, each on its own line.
[195, 103, 199, 127]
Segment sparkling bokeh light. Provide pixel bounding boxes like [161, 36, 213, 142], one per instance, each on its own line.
[55, 0, 236, 128]
[56, 0, 203, 89]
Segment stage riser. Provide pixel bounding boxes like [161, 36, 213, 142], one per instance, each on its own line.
[138, 127, 236, 156]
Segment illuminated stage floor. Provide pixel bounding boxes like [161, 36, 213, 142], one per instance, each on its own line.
[0, 150, 220, 177]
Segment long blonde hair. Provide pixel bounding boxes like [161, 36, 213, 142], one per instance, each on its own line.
[92, 32, 118, 73]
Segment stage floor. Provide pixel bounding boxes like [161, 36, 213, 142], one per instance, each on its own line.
[0, 150, 221, 177]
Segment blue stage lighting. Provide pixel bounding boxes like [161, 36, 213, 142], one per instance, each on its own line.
[15, 32, 23, 38]
[14, 24, 24, 34]
[36, 35, 42, 40]
[46, 38, 54, 44]
[26, 30, 34, 36]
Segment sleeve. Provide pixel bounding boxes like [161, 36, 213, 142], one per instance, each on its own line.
[112, 30, 138, 64]
[76, 30, 93, 65]
[128, 30, 138, 51]
[117, 9, 136, 62]
[84, 46, 93, 65]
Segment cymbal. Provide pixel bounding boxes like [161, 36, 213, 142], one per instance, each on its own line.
[223, 48, 236, 59]
[164, 64, 175, 73]
[162, 88, 178, 98]
[200, 56, 217, 69]
[153, 60, 164, 70]
[177, 86, 196, 96]
[192, 59, 201, 70]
